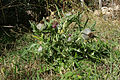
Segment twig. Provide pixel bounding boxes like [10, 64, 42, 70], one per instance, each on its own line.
[0, 3, 25, 10]
[1, 27, 11, 37]
[2, 0, 17, 8]
[15, 7, 19, 27]
[0, 3, 45, 10]
[0, 0, 6, 23]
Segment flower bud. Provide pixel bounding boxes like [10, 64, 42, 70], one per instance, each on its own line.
[38, 46, 42, 52]
[67, 37, 71, 42]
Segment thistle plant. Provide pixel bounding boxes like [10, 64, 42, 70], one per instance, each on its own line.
[30, 6, 111, 69]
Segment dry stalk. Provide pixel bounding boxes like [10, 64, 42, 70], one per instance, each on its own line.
[0, 0, 6, 23]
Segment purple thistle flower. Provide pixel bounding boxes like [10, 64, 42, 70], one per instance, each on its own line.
[68, 34, 72, 37]
[52, 22, 58, 28]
